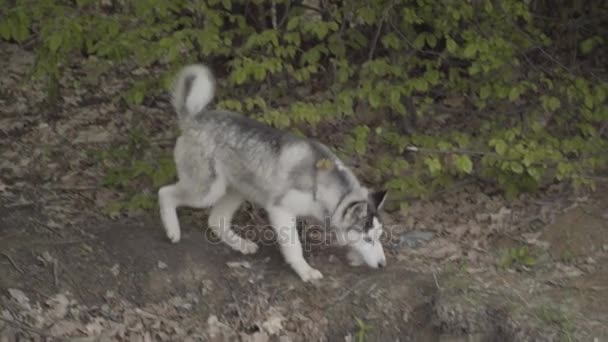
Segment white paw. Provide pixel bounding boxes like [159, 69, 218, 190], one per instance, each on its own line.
[166, 227, 181, 243]
[298, 267, 323, 282]
[236, 240, 259, 255]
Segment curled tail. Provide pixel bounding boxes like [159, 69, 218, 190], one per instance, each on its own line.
[171, 64, 215, 123]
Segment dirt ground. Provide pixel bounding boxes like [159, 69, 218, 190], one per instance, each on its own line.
[1, 42, 607, 341]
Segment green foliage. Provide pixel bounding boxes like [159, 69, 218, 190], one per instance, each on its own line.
[534, 305, 575, 341]
[99, 129, 176, 216]
[354, 317, 372, 342]
[4, 0, 606, 209]
[500, 246, 537, 270]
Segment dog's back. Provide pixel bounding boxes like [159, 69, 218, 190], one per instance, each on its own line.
[178, 107, 355, 216]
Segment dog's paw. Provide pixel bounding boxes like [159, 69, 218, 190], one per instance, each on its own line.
[166, 227, 181, 243]
[298, 267, 323, 282]
[236, 240, 259, 255]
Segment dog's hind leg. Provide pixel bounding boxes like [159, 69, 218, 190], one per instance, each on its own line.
[159, 178, 226, 243]
[267, 207, 323, 282]
[208, 190, 258, 255]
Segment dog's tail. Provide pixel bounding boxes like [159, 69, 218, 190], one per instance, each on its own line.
[170, 64, 215, 123]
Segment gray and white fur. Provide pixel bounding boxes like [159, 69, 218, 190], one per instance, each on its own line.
[159, 64, 388, 282]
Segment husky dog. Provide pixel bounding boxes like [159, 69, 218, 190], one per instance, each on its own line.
[158, 64, 388, 282]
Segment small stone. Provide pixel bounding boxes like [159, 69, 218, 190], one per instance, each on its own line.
[284, 321, 296, 332]
[157, 261, 168, 269]
[110, 263, 120, 276]
[226, 261, 251, 269]
[398, 231, 435, 249]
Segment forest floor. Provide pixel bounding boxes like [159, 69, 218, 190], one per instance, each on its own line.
[1, 42, 607, 341]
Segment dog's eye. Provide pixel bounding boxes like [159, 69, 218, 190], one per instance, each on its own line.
[364, 236, 373, 243]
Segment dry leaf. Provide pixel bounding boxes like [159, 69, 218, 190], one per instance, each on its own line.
[8, 288, 30, 310]
[50, 320, 81, 337]
[46, 294, 70, 320]
[261, 307, 285, 335]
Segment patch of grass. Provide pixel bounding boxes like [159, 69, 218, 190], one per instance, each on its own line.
[354, 317, 372, 342]
[534, 305, 575, 342]
[499, 246, 537, 270]
[98, 128, 176, 217]
[559, 250, 575, 264]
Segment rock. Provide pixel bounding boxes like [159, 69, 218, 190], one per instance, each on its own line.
[398, 231, 435, 249]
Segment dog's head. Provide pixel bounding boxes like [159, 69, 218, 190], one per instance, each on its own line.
[332, 189, 388, 269]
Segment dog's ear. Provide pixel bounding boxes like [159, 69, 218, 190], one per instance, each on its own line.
[369, 190, 388, 210]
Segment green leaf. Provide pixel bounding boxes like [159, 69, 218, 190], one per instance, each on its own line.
[49, 33, 63, 53]
[425, 157, 442, 175]
[510, 162, 524, 174]
[234, 69, 247, 85]
[0, 20, 10, 40]
[579, 37, 596, 55]
[463, 43, 477, 58]
[413, 34, 426, 49]
[446, 38, 457, 53]
[287, 17, 299, 30]
[493, 139, 507, 155]
[542, 96, 561, 111]
[425, 33, 437, 48]
[455, 155, 473, 174]
[523, 256, 537, 266]
[479, 85, 491, 100]
[369, 91, 381, 108]
[508, 87, 520, 101]
[584, 95, 594, 109]
[527, 167, 541, 182]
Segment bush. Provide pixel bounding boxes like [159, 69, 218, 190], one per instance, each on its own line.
[2, 0, 606, 206]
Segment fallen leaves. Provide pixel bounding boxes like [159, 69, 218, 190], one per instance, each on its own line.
[0, 288, 321, 342]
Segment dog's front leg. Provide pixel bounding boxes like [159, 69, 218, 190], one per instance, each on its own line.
[267, 207, 323, 282]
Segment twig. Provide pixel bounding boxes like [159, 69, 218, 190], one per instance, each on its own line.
[58, 264, 85, 303]
[406, 145, 494, 156]
[135, 308, 161, 320]
[5, 201, 35, 209]
[1, 252, 24, 274]
[368, 14, 386, 61]
[32, 238, 97, 246]
[432, 272, 442, 291]
[0, 316, 53, 338]
[29, 218, 60, 235]
[53, 259, 59, 288]
[271, 0, 277, 29]
[43, 185, 98, 192]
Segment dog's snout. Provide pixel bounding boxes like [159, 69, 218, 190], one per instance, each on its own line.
[378, 260, 386, 268]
